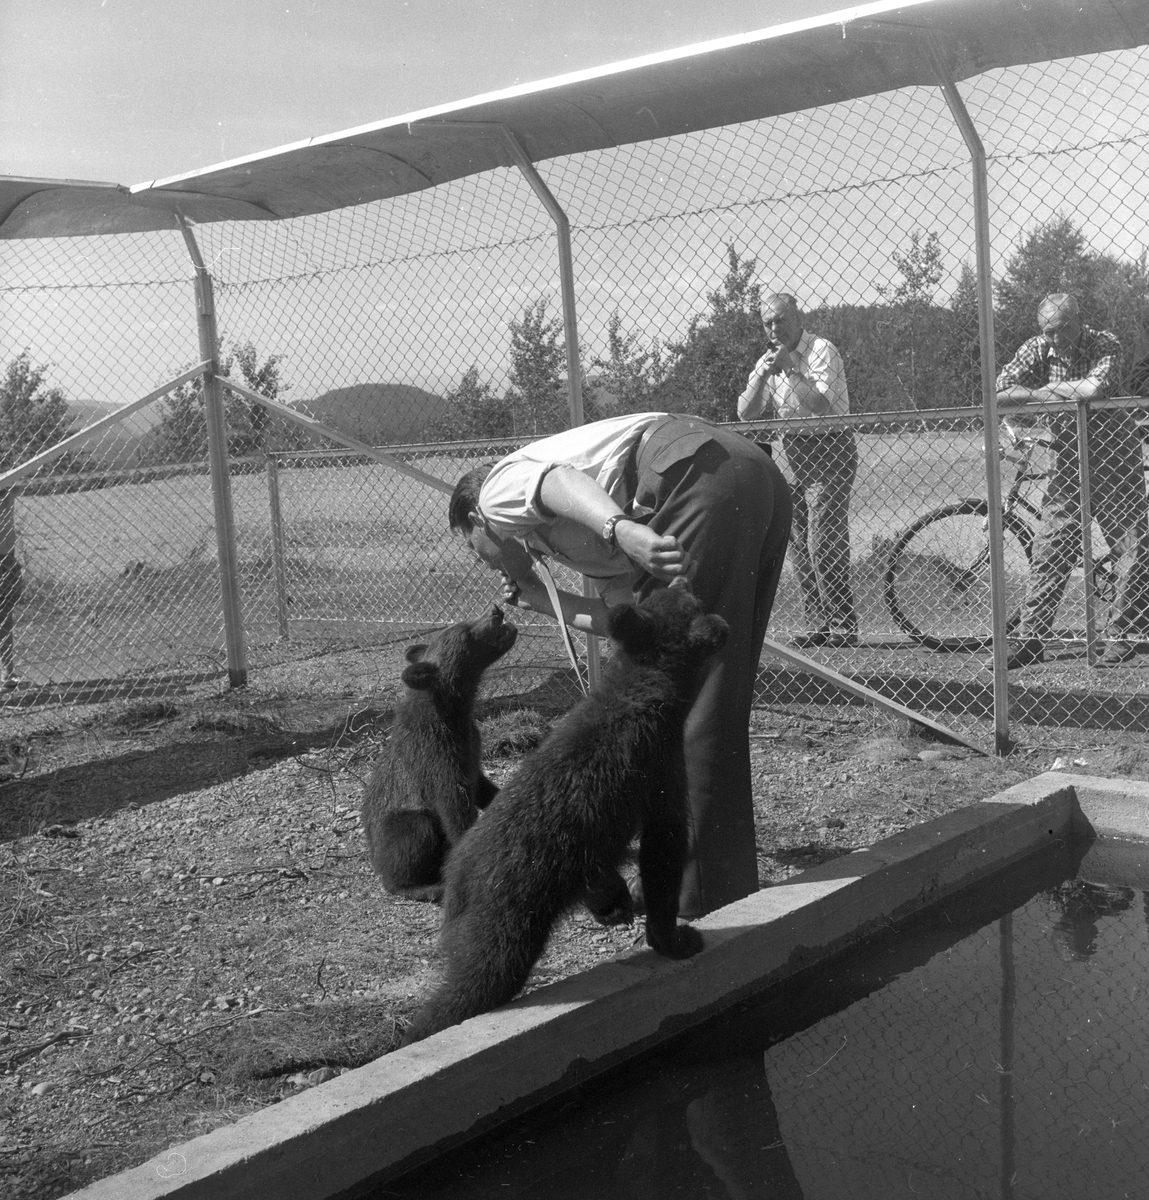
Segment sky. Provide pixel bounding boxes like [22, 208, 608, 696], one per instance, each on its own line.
[1, 0, 827, 186]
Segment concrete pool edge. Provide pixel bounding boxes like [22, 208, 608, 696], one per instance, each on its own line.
[66, 772, 1149, 1200]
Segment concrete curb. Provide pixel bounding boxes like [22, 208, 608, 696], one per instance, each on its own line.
[67, 773, 1149, 1200]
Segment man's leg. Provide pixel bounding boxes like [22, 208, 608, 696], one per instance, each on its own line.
[1088, 427, 1149, 643]
[1017, 454, 1082, 643]
[634, 435, 791, 916]
[804, 434, 858, 633]
[781, 439, 824, 631]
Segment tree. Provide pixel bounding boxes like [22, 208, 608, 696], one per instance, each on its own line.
[145, 342, 299, 464]
[945, 260, 982, 403]
[506, 298, 568, 436]
[432, 366, 515, 440]
[993, 215, 1100, 357]
[655, 244, 767, 421]
[806, 304, 895, 414]
[876, 230, 948, 408]
[0, 352, 75, 471]
[590, 312, 666, 414]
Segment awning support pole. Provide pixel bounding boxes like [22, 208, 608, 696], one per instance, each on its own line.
[923, 35, 1011, 754]
[493, 128, 600, 686]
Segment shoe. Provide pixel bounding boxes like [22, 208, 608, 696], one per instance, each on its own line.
[987, 638, 1045, 670]
[791, 629, 859, 649]
[1098, 639, 1136, 667]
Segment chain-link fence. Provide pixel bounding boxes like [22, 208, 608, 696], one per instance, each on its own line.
[2, 44, 1148, 745]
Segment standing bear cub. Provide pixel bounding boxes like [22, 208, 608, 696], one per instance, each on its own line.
[402, 578, 727, 1044]
[361, 605, 517, 902]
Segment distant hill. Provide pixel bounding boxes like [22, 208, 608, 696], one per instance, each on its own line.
[52, 383, 452, 471]
[301, 383, 450, 445]
[62, 400, 158, 469]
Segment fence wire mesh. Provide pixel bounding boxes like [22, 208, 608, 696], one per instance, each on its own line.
[2, 45, 1148, 744]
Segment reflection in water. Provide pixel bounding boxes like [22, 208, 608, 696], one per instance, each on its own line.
[1000, 913, 1015, 1200]
[385, 1048, 803, 1198]
[1045, 879, 1135, 960]
[382, 846, 1149, 1199]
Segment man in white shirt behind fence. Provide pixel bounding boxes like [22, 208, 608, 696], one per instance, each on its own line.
[738, 292, 859, 648]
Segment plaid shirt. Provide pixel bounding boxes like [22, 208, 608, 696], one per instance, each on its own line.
[996, 325, 1122, 395]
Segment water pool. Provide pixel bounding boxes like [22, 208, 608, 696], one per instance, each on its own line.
[380, 838, 1149, 1199]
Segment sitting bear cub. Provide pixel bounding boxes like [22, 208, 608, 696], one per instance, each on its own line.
[402, 578, 727, 1044]
[361, 606, 517, 902]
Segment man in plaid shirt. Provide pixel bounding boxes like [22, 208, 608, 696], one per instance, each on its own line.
[994, 293, 1149, 668]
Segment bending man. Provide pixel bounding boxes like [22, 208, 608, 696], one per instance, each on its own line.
[449, 412, 792, 918]
[995, 292, 1149, 668]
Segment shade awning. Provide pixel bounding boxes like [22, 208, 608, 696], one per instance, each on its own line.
[2, 0, 1147, 239]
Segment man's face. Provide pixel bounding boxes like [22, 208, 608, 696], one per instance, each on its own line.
[1040, 312, 1082, 353]
[461, 514, 502, 571]
[760, 302, 802, 351]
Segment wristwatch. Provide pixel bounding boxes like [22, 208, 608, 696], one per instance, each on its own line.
[600, 513, 629, 547]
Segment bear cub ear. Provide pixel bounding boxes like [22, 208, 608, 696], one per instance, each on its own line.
[688, 613, 729, 655]
[405, 643, 428, 664]
[401, 661, 442, 690]
[606, 604, 659, 659]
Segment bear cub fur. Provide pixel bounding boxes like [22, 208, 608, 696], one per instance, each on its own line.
[402, 579, 727, 1044]
[361, 605, 517, 902]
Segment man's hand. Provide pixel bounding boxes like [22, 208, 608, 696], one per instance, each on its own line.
[498, 571, 531, 610]
[614, 521, 686, 582]
[766, 342, 795, 376]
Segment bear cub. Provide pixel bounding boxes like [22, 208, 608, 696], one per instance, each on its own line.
[402, 578, 727, 1044]
[361, 605, 517, 902]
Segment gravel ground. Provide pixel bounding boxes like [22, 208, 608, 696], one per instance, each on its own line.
[2, 665, 1148, 1199]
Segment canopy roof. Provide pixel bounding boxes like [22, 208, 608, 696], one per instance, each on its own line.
[2, 0, 1146, 239]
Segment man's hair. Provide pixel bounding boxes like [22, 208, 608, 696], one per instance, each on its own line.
[1038, 293, 1080, 324]
[760, 292, 801, 317]
[448, 464, 494, 533]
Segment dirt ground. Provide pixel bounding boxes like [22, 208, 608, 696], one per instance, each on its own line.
[2, 657, 1149, 1199]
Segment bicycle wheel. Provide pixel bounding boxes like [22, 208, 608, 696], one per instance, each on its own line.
[884, 500, 1033, 650]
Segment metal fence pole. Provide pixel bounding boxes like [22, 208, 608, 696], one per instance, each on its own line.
[1075, 401, 1098, 666]
[492, 126, 601, 687]
[177, 216, 248, 687]
[924, 35, 1012, 754]
[492, 127, 585, 430]
[266, 453, 291, 640]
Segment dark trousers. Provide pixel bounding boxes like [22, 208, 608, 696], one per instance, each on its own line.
[1019, 411, 1149, 641]
[631, 421, 792, 917]
[782, 430, 858, 633]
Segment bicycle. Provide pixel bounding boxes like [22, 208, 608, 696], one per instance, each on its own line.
[882, 419, 1128, 650]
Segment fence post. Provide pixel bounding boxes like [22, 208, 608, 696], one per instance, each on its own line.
[493, 127, 601, 687]
[1075, 401, 1098, 665]
[923, 35, 1012, 754]
[493, 128, 584, 430]
[177, 216, 248, 687]
[266, 453, 291, 640]
[421, 121, 600, 687]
